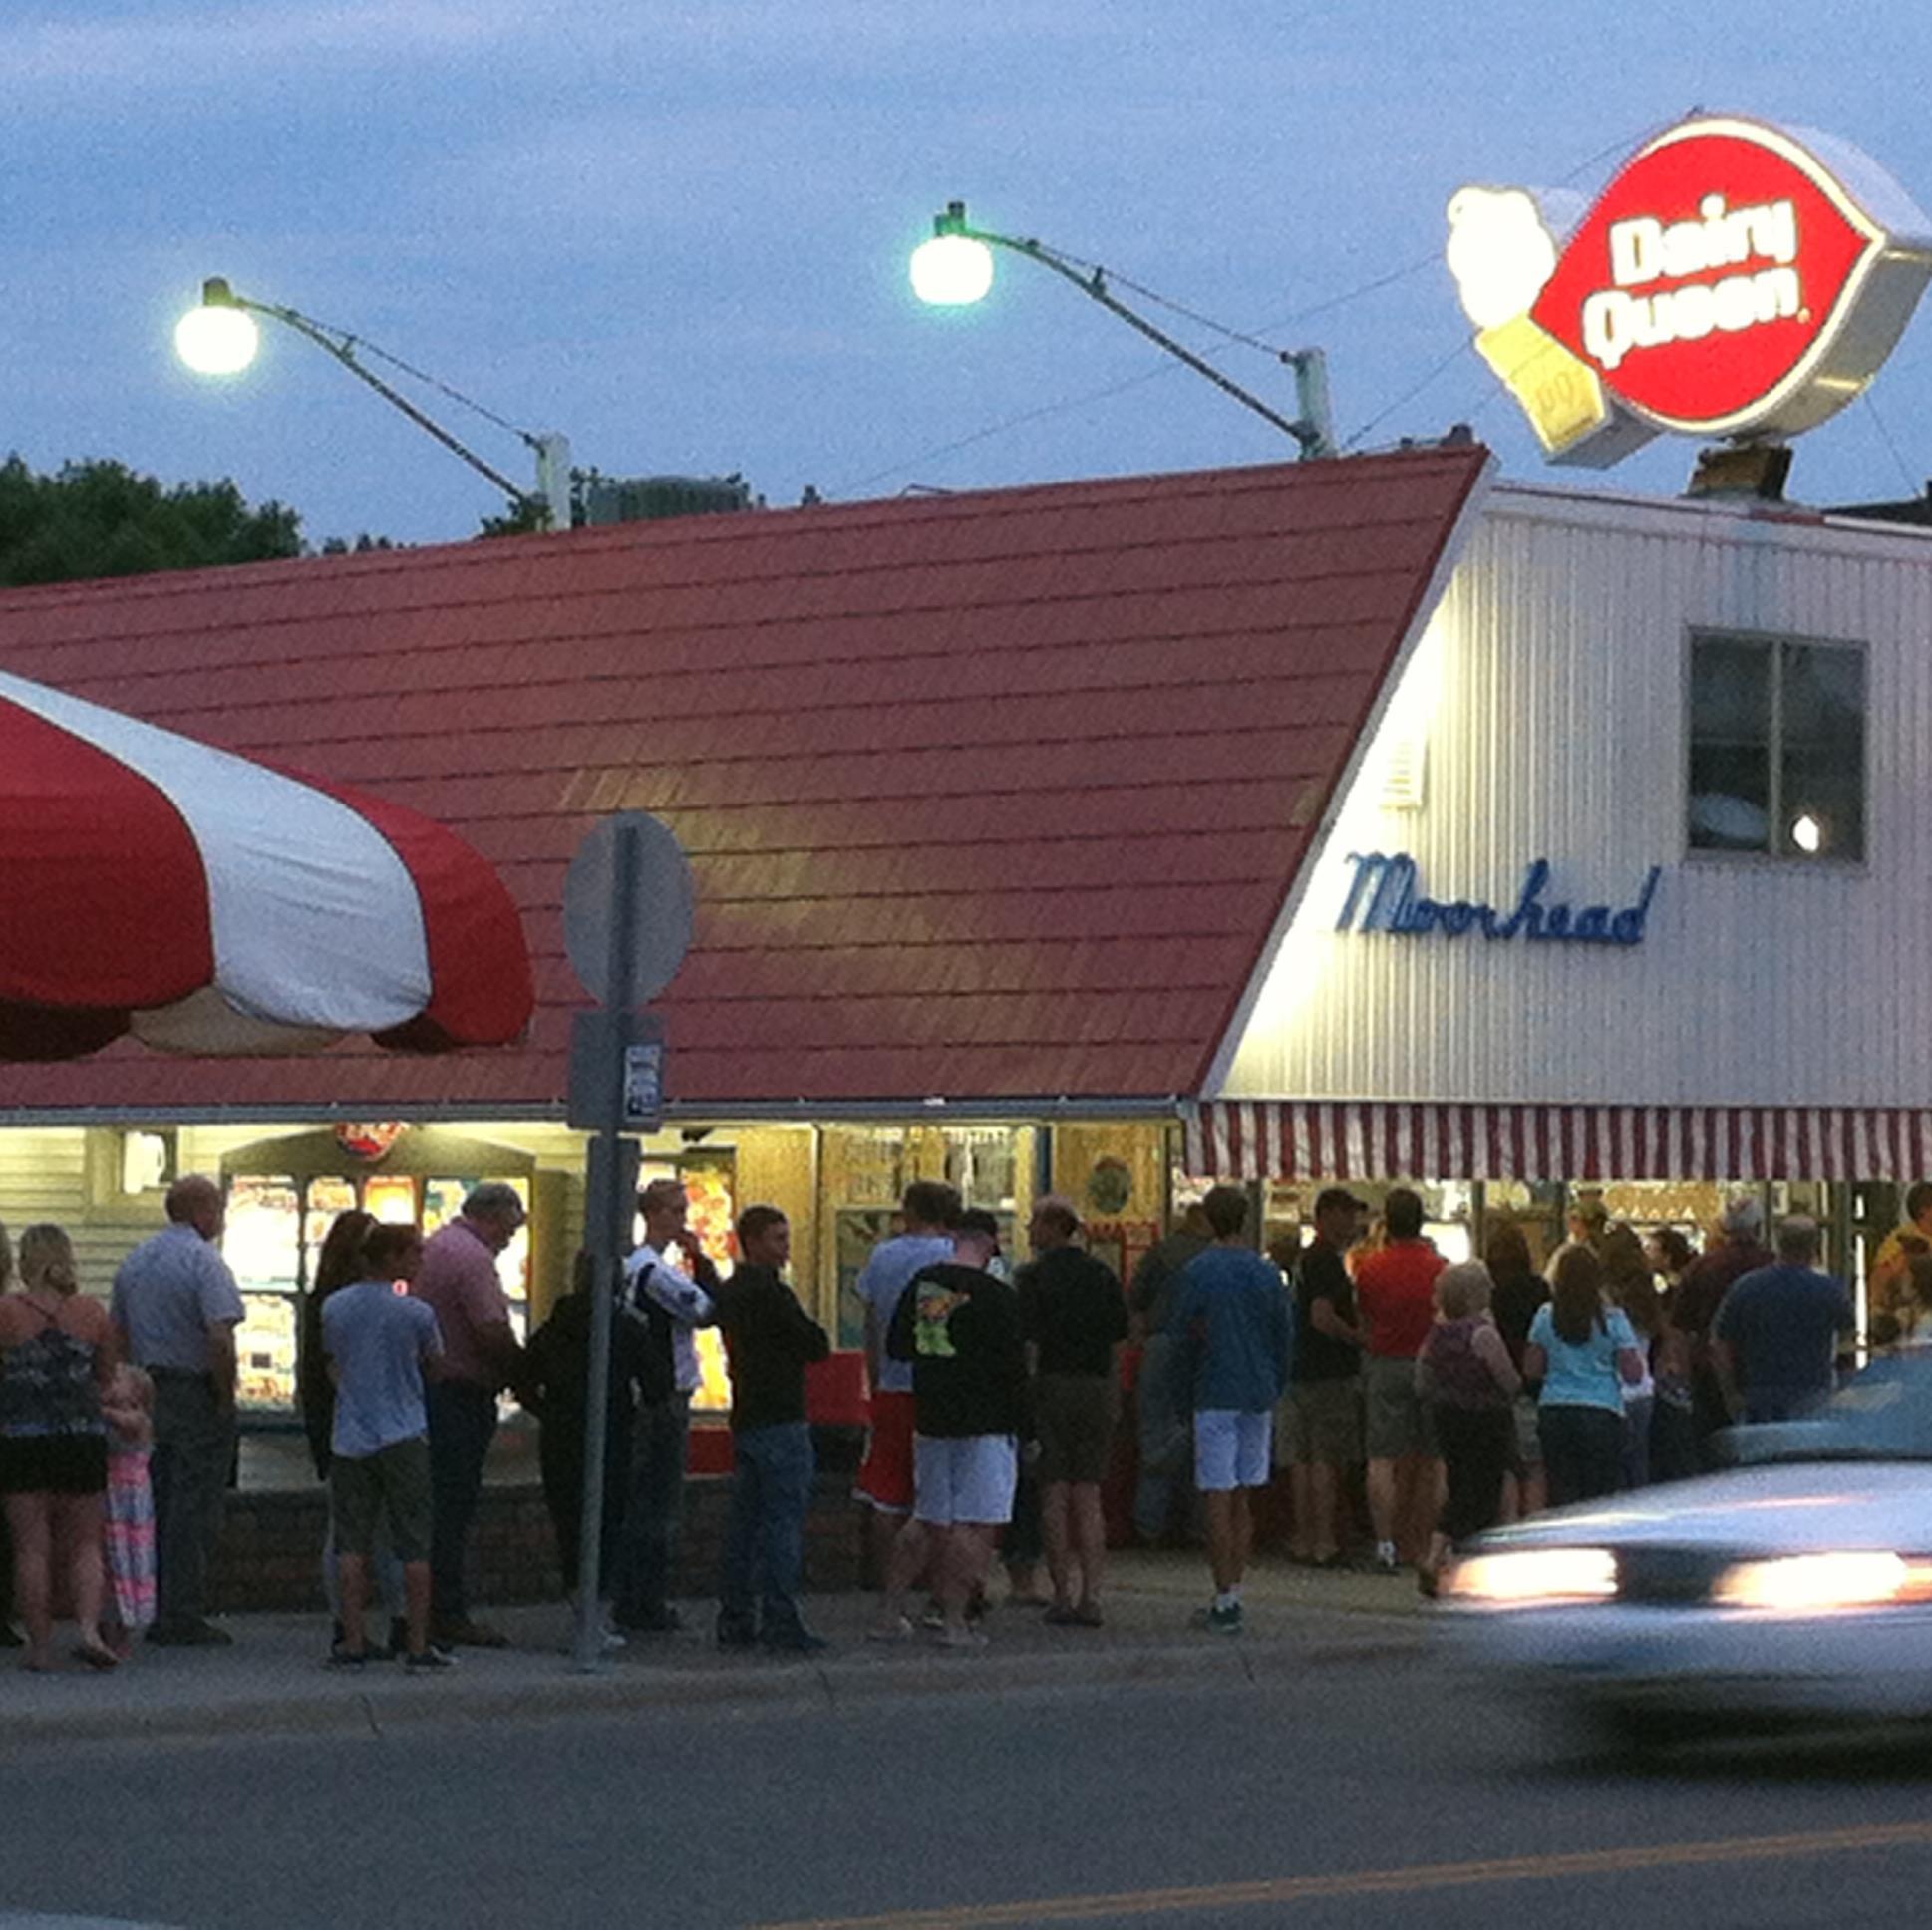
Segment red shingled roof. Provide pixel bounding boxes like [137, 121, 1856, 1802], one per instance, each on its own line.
[0, 447, 1489, 1115]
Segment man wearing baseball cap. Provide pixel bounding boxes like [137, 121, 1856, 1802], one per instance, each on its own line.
[1284, 1188, 1368, 1569]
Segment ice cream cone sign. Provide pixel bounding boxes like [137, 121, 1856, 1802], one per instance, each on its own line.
[1449, 116, 1932, 470]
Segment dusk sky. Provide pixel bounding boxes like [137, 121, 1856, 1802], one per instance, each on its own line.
[7, 1, 1932, 548]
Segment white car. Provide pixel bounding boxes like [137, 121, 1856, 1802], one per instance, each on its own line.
[1439, 1353, 1932, 1747]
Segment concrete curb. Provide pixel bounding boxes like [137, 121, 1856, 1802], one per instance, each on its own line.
[0, 1625, 1427, 1752]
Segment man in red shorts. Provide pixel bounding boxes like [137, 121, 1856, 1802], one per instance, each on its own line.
[854, 1181, 960, 1625]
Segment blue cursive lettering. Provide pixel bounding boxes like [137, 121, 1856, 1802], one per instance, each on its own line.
[1337, 853, 1661, 947]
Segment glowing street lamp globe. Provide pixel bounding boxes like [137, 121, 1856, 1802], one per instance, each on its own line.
[174, 299, 260, 376]
[910, 232, 995, 306]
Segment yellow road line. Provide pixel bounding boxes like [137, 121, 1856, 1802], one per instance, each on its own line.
[754, 1819, 1932, 1929]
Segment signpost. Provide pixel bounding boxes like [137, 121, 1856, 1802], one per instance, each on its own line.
[560, 811, 695, 1672]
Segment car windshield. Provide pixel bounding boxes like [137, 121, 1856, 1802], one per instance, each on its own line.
[1748, 1349, 1932, 1460]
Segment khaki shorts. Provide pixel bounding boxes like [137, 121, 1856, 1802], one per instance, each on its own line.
[1035, 1373, 1119, 1485]
[1364, 1354, 1435, 1460]
[1282, 1377, 1363, 1466]
[331, 1436, 433, 1562]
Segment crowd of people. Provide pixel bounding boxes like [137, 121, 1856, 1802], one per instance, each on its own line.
[1265, 1186, 1857, 1595]
[0, 1166, 1887, 1668]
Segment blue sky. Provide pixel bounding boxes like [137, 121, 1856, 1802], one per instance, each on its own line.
[7, 1, 1932, 546]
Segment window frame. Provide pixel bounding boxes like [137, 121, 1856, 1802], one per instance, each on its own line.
[1684, 626, 1869, 869]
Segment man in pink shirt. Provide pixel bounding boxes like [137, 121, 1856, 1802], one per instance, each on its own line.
[411, 1182, 525, 1649]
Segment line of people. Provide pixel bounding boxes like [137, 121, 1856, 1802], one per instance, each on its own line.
[1274, 1187, 1857, 1593]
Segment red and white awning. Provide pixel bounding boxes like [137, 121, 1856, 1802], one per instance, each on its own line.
[1184, 1101, 1932, 1183]
[0, 670, 533, 1059]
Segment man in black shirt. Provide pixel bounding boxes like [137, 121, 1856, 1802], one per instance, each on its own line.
[879, 1211, 1027, 1648]
[1286, 1188, 1368, 1568]
[1019, 1195, 1127, 1627]
[712, 1207, 831, 1654]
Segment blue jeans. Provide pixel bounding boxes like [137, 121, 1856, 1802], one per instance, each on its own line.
[426, 1380, 497, 1625]
[616, 1393, 691, 1620]
[718, 1421, 815, 1639]
[1133, 1335, 1188, 1539]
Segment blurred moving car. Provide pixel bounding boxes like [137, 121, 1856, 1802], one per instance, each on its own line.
[1439, 1350, 1932, 1746]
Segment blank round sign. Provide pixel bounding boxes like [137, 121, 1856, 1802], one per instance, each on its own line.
[562, 811, 696, 1007]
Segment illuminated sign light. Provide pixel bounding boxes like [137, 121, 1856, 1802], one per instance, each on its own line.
[1446, 115, 1932, 466]
[1336, 853, 1662, 946]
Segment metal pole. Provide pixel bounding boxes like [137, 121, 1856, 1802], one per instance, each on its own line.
[572, 821, 641, 1671]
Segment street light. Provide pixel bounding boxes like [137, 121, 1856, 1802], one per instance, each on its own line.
[174, 278, 572, 528]
[909, 201, 1336, 457]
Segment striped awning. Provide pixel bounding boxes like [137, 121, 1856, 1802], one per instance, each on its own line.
[1183, 1101, 1932, 1183]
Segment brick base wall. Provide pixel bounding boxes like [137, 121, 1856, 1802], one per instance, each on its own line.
[209, 1474, 868, 1615]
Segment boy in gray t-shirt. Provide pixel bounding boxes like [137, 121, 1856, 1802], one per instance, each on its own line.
[320, 1223, 447, 1670]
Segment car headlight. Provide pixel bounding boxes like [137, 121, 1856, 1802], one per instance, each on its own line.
[1711, 1552, 1932, 1612]
[1444, 1546, 1618, 1607]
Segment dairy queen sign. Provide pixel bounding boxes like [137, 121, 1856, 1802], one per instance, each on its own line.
[1447, 114, 1932, 464]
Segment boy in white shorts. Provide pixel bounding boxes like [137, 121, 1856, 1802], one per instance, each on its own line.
[880, 1212, 1028, 1647]
[1168, 1186, 1294, 1633]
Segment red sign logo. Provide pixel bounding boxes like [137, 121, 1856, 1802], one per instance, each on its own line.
[1533, 122, 1883, 433]
[1449, 117, 1932, 463]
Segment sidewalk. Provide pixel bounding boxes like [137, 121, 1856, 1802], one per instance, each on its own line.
[0, 1551, 1427, 1750]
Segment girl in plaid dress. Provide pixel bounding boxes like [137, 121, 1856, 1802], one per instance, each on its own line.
[101, 1364, 156, 1656]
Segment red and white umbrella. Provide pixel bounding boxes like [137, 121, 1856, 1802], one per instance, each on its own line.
[0, 670, 533, 1060]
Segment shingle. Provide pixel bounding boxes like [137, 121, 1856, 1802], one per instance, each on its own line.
[0, 448, 1486, 1109]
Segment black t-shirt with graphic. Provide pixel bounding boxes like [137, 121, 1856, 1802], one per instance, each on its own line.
[886, 1262, 1028, 1438]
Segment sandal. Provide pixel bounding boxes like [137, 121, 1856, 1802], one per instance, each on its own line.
[73, 1641, 120, 1672]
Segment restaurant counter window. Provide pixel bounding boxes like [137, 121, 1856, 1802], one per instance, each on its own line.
[1689, 631, 1865, 860]
[820, 1125, 1036, 1347]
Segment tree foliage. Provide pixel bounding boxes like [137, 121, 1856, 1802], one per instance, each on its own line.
[0, 455, 305, 588]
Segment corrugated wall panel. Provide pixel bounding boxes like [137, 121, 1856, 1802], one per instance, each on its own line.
[1221, 489, 1932, 1108]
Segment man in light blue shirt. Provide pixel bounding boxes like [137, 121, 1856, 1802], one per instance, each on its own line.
[852, 1181, 960, 1613]
[112, 1174, 246, 1646]
[1167, 1185, 1292, 1635]
[322, 1221, 446, 1669]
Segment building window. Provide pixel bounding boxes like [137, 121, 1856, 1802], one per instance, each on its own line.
[1688, 632, 1865, 860]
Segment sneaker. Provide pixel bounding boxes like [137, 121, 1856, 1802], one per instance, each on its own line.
[918, 1604, 947, 1633]
[1043, 1603, 1082, 1627]
[1207, 1601, 1244, 1635]
[934, 1624, 987, 1650]
[327, 1643, 369, 1669]
[405, 1647, 457, 1673]
[429, 1617, 509, 1650]
[866, 1614, 915, 1643]
[1373, 1543, 1401, 1575]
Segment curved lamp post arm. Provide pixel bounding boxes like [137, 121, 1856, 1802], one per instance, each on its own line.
[197, 278, 548, 516]
[932, 205, 1335, 458]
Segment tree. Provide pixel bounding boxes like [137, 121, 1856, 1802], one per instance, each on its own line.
[0, 456, 304, 587]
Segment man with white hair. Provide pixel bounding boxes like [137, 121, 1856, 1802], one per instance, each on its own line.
[113, 1174, 245, 1645]
[1713, 1218, 1853, 1424]
[1671, 1192, 1773, 1466]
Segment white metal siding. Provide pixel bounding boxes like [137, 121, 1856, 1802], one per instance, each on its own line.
[1219, 486, 1932, 1107]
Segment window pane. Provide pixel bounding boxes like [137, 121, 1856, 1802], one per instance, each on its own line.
[1780, 643, 1865, 859]
[1689, 636, 1771, 850]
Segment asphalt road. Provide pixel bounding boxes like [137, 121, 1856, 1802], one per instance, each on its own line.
[4, 1648, 1932, 1929]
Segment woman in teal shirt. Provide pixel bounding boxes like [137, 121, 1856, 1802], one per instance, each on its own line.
[1524, 1245, 1645, 1507]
